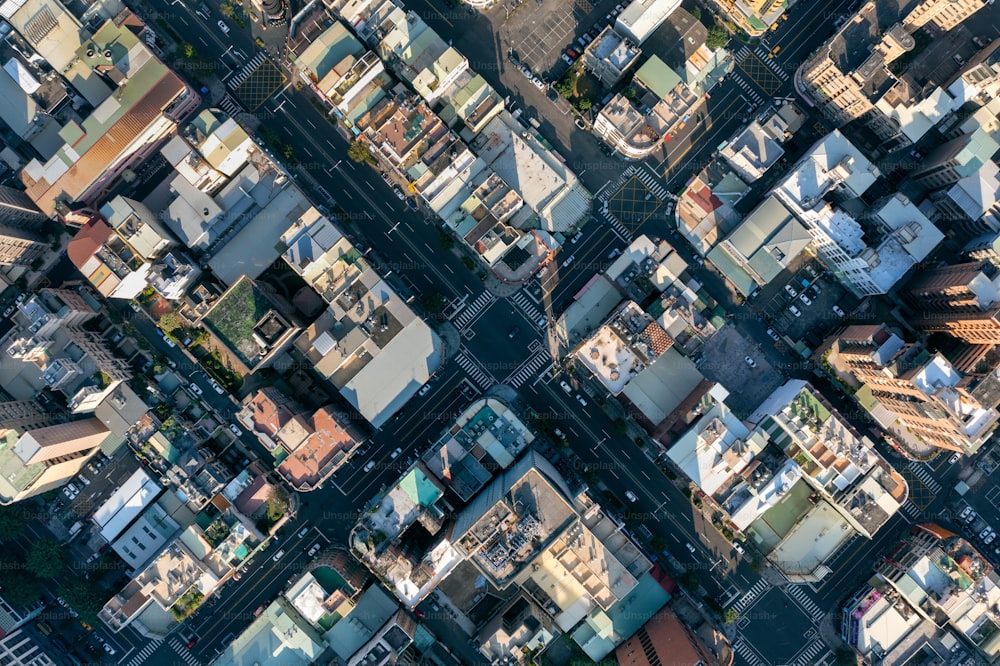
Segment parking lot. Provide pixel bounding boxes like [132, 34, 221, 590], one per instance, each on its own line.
[755, 261, 853, 344]
[697, 324, 783, 417]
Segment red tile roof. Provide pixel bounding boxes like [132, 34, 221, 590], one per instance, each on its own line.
[67, 218, 112, 270]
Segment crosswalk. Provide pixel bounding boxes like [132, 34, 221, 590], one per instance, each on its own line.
[901, 501, 922, 520]
[599, 206, 632, 242]
[510, 292, 543, 324]
[793, 641, 828, 666]
[785, 584, 826, 621]
[733, 640, 765, 666]
[601, 165, 639, 201]
[218, 94, 245, 119]
[454, 352, 493, 390]
[121, 639, 163, 666]
[730, 578, 769, 614]
[505, 351, 550, 389]
[227, 52, 268, 90]
[907, 461, 942, 493]
[636, 167, 669, 200]
[730, 73, 764, 105]
[451, 291, 495, 329]
[733, 45, 751, 62]
[752, 45, 790, 80]
[166, 638, 201, 666]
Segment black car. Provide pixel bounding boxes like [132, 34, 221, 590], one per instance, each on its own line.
[405, 197, 419, 212]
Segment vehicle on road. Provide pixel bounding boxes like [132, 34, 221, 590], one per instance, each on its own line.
[307, 543, 321, 557]
[78, 475, 91, 486]
[129, 302, 141, 312]
[559, 381, 572, 393]
[950, 453, 961, 464]
[254, 605, 265, 617]
[744, 355, 757, 368]
[298, 527, 309, 538]
[188, 383, 204, 397]
[553, 428, 566, 440]
[789, 305, 801, 317]
[608, 248, 622, 260]
[186, 639, 197, 650]
[228, 424, 242, 436]
[103, 641, 116, 655]
[363, 460, 376, 472]
[508, 326, 520, 338]
[272, 550, 285, 562]
[167, 359, 177, 369]
[733, 542, 745, 555]
[418, 383, 432, 397]
[390, 447, 403, 459]
[563, 254, 575, 267]
[392, 185, 406, 200]
[2, 305, 12, 318]
[624, 490, 637, 502]
[162, 334, 176, 348]
[576, 394, 587, 407]
[209, 379, 225, 394]
[685, 542, 696, 554]
[217, 19, 230, 34]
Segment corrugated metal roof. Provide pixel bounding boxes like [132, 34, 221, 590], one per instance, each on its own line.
[28, 71, 186, 214]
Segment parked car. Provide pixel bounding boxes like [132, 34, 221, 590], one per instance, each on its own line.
[418, 384, 432, 397]
[608, 248, 622, 260]
[960, 506, 972, 521]
[565, 47, 579, 59]
[784, 285, 797, 297]
[832, 304, 846, 317]
[789, 305, 802, 317]
[217, 19, 230, 34]
[744, 355, 757, 368]
[733, 542, 745, 555]
[298, 527, 309, 538]
[574, 117, 587, 130]
[966, 510, 978, 524]
[209, 379, 225, 395]
[553, 428, 566, 440]
[950, 453, 961, 464]
[103, 642, 116, 655]
[78, 475, 91, 486]
[986, 533, 997, 545]
[188, 383, 204, 397]
[129, 302, 141, 312]
[980, 526, 992, 540]
[559, 381, 572, 393]
[576, 394, 587, 407]
[228, 424, 242, 436]
[2, 305, 13, 318]
[561, 53, 573, 65]
[766, 328, 780, 342]
[799, 293, 812, 306]
[624, 490, 637, 502]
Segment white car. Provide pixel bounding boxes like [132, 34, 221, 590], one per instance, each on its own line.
[980, 526, 992, 540]
[986, 533, 997, 545]
[685, 542, 696, 554]
[210, 379, 225, 395]
[129, 302, 141, 312]
[418, 384, 432, 397]
[832, 305, 845, 317]
[624, 490, 637, 502]
[950, 453, 961, 464]
[272, 549, 285, 562]
[390, 447, 403, 460]
[307, 544, 321, 557]
[2, 305, 13, 318]
[162, 335, 176, 348]
[744, 355, 757, 368]
[217, 19, 230, 34]
[576, 394, 587, 407]
[363, 460, 376, 472]
[561, 53, 573, 65]
[766, 328, 780, 342]
[960, 506, 972, 521]
[78, 475, 91, 486]
[799, 293, 812, 306]
[559, 381, 572, 394]
[531, 76, 545, 90]
[789, 305, 802, 318]
[188, 383, 204, 397]
[733, 542, 745, 555]
[228, 424, 242, 436]
[784, 285, 798, 298]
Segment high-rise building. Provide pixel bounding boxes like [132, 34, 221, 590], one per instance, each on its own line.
[903, 261, 1000, 344]
[825, 324, 1000, 453]
[0, 418, 109, 504]
[903, 0, 988, 31]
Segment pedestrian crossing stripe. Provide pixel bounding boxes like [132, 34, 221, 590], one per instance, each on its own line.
[451, 291, 495, 329]
[227, 53, 268, 90]
[510, 292, 542, 323]
[734, 46, 751, 62]
[730, 579, 769, 613]
[454, 352, 493, 390]
[505, 351, 550, 388]
[600, 209, 632, 242]
[733, 640, 765, 666]
[166, 638, 201, 666]
[901, 501, 922, 520]
[123, 640, 163, 666]
[218, 95, 245, 118]
[752, 46, 790, 79]
[785, 584, 825, 620]
[794, 641, 827, 665]
[906, 461, 942, 493]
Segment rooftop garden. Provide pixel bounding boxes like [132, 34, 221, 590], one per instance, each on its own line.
[170, 586, 204, 621]
[203, 278, 273, 368]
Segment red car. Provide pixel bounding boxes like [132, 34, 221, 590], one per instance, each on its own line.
[185, 639, 197, 651]
[565, 48, 579, 59]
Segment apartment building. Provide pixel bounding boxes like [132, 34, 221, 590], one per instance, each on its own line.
[823, 324, 1000, 454]
[582, 26, 642, 86]
[902, 0, 987, 31]
[903, 261, 1000, 345]
[0, 418, 109, 504]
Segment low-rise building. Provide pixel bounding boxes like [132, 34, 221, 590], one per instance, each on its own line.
[614, 0, 682, 45]
[284, 214, 442, 428]
[674, 161, 750, 256]
[582, 26, 641, 86]
[373, 7, 468, 104]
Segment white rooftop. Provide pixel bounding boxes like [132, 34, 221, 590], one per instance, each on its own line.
[775, 130, 879, 206]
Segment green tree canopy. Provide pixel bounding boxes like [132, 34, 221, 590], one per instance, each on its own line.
[706, 25, 729, 50]
[0, 505, 27, 542]
[347, 140, 373, 164]
[157, 311, 183, 334]
[26, 537, 64, 579]
[60, 579, 104, 623]
[0, 566, 40, 607]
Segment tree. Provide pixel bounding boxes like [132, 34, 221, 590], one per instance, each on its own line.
[576, 98, 592, 111]
[219, 2, 235, 18]
[347, 140, 373, 165]
[690, 7, 701, 20]
[835, 648, 858, 666]
[613, 418, 628, 434]
[706, 25, 729, 50]
[60, 579, 104, 623]
[0, 566, 40, 607]
[25, 538, 64, 579]
[420, 292, 445, 315]
[722, 608, 739, 623]
[679, 570, 700, 591]
[158, 311, 183, 334]
[0, 505, 26, 541]
[182, 43, 196, 59]
[266, 487, 290, 521]
[555, 78, 574, 98]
